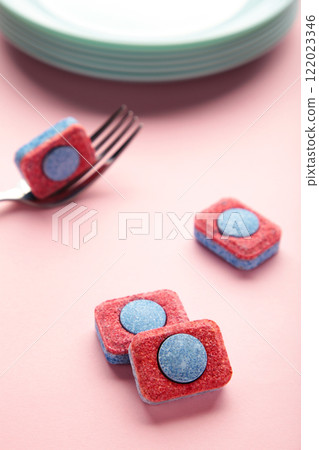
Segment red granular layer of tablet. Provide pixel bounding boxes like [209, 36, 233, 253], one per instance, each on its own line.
[20, 124, 96, 199]
[95, 290, 189, 356]
[194, 198, 281, 260]
[129, 319, 232, 404]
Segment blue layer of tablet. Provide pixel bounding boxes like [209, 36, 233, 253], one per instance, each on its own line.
[194, 228, 279, 270]
[15, 117, 77, 168]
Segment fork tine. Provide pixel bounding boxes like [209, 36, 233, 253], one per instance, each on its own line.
[104, 123, 143, 166]
[90, 104, 127, 142]
[50, 123, 143, 202]
[95, 110, 133, 152]
[96, 115, 138, 160]
[81, 122, 142, 179]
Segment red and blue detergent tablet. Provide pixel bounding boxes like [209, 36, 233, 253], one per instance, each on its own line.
[129, 319, 232, 404]
[15, 117, 96, 199]
[194, 198, 281, 270]
[94, 290, 189, 365]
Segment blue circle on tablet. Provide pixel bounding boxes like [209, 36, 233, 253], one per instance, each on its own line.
[217, 208, 259, 238]
[120, 300, 166, 335]
[158, 333, 207, 384]
[42, 146, 80, 181]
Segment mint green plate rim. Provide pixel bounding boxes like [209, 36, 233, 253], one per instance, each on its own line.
[0, 10, 295, 82]
[1, 5, 295, 75]
[0, 2, 296, 73]
[0, 0, 297, 52]
[0, 3, 292, 62]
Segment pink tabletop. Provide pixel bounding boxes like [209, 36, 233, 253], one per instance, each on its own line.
[0, 11, 300, 450]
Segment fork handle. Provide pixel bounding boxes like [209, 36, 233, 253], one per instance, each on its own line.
[0, 180, 32, 202]
[0, 188, 24, 202]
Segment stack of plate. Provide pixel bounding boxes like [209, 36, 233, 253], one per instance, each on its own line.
[0, 0, 297, 82]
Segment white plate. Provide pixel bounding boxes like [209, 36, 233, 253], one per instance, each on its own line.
[1, 5, 295, 75]
[1, 2, 295, 62]
[0, 10, 296, 82]
[1, 4, 294, 65]
[0, 0, 297, 81]
[1, 0, 296, 49]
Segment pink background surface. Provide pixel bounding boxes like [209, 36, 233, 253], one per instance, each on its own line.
[0, 11, 300, 450]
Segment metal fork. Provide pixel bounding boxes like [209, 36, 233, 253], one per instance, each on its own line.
[0, 105, 142, 208]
